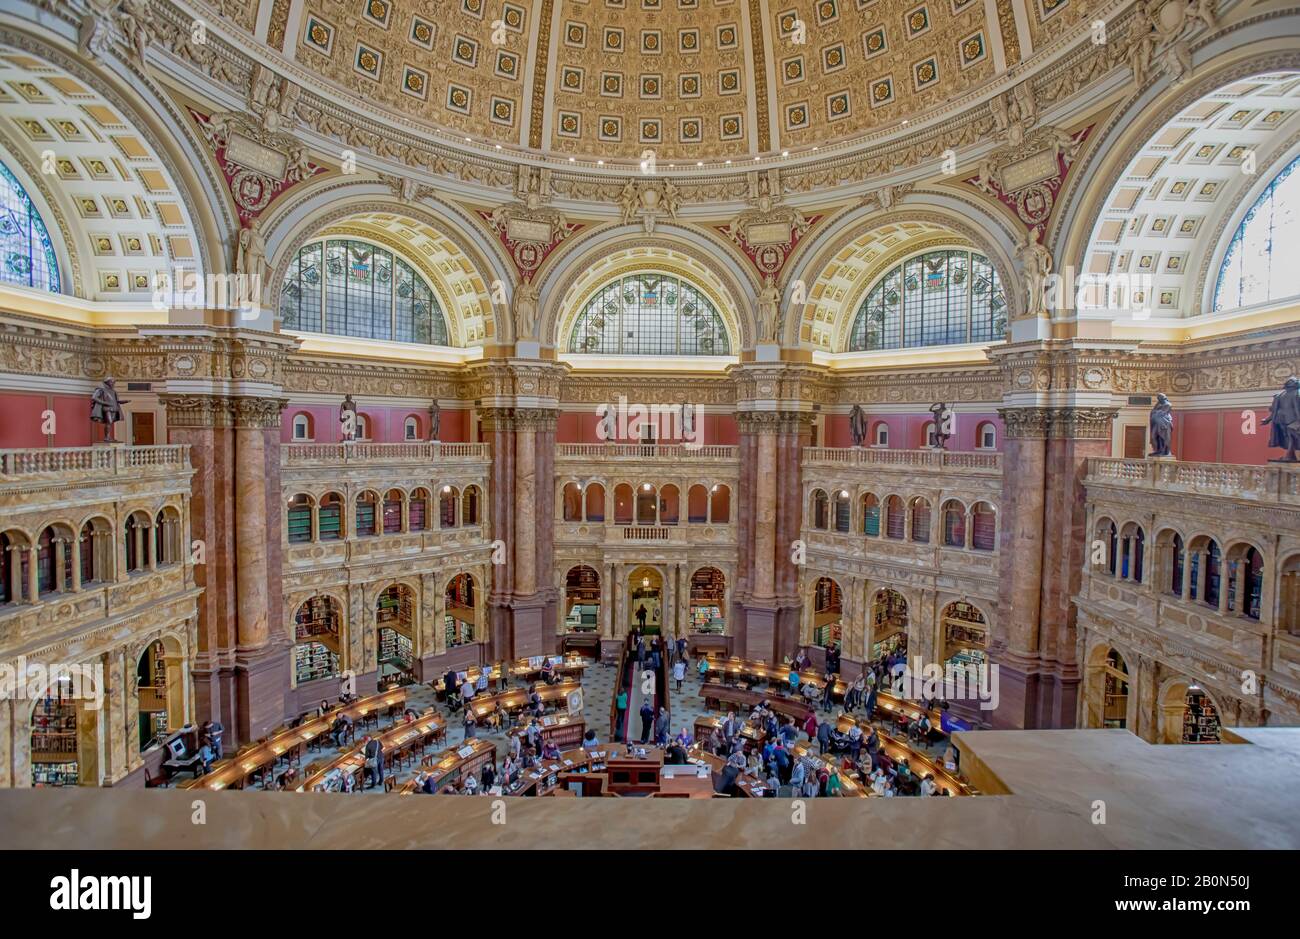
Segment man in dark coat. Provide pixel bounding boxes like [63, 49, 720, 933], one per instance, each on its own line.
[638, 700, 654, 744]
[1262, 377, 1300, 462]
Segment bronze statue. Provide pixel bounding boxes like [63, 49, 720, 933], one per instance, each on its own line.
[1262, 376, 1300, 463]
[89, 378, 128, 442]
[929, 402, 953, 450]
[849, 405, 868, 448]
[340, 394, 358, 442]
[1148, 393, 1173, 457]
[429, 401, 441, 441]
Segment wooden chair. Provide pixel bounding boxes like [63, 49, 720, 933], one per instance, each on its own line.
[384, 775, 397, 793]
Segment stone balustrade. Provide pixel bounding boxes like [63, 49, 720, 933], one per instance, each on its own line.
[1088, 457, 1300, 504]
[803, 446, 1002, 474]
[0, 444, 189, 478]
[281, 441, 490, 466]
[556, 443, 738, 460]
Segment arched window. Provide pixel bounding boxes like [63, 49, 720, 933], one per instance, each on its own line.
[1213, 154, 1300, 312]
[942, 500, 966, 547]
[404, 415, 421, 440]
[976, 422, 996, 449]
[462, 486, 481, 526]
[382, 489, 404, 534]
[569, 272, 731, 355]
[910, 497, 931, 543]
[971, 502, 996, 551]
[660, 484, 680, 525]
[354, 414, 369, 441]
[1119, 523, 1145, 583]
[811, 490, 829, 530]
[280, 238, 450, 344]
[287, 494, 314, 543]
[614, 484, 634, 525]
[834, 490, 851, 532]
[1225, 544, 1263, 620]
[687, 484, 708, 523]
[585, 483, 606, 522]
[861, 493, 880, 536]
[318, 492, 343, 540]
[409, 488, 430, 532]
[291, 413, 312, 441]
[355, 491, 379, 537]
[873, 422, 889, 447]
[563, 482, 583, 522]
[0, 159, 60, 293]
[636, 483, 657, 525]
[439, 486, 459, 528]
[884, 496, 905, 539]
[710, 484, 730, 524]
[848, 249, 1006, 350]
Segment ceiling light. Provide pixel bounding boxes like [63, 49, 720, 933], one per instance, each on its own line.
[642, 483, 652, 491]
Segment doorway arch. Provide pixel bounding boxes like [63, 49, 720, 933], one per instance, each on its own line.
[627, 565, 664, 634]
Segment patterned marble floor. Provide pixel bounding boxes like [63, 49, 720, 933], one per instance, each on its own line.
[246, 653, 947, 793]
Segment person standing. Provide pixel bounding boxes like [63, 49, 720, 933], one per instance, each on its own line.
[639, 700, 654, 744]
[615, 688, 629, 741]
[672, 657, 686, 691]
[363, 735, 384, 789]
[654, 706, 669, 747]
[675, 635, 687, 665]
[817, 718, 833, 756]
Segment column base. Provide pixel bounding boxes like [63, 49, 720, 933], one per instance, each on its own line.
[737, 598, 802, 662]
[233, 645, 291, 745]
[988, 651, 1081, 729]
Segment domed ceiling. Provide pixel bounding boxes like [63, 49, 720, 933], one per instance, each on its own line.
[245, 0, 1095, 163]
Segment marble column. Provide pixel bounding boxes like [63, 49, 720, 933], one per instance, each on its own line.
[992, 406, 1117, 729]
[753, 429, 777, 599]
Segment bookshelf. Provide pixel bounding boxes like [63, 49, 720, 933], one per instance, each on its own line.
[31, 695, 78, 786]
[379, 628, 414, 674]
[1182, 689, 1221, 744]
[689, 568, 726, 634]
[376, 586, 415, 637]
[445, 613, 475, 647]
[295, 596, 341, 643]
[295, 641, 339, 684]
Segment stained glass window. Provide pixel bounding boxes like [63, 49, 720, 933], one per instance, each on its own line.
[569, 272, 730, 355]
[0, 160, 60, 293]
[1213, 154, 1300, 312]
[848, 249, 1006, 351]
[280, 238, 448, 345]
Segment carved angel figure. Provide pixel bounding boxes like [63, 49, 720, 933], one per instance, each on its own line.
[1016, 229, 1053, 317]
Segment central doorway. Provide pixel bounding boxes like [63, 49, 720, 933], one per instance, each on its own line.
[627, 565, 663, 634]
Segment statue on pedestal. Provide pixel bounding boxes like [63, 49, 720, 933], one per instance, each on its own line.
[849, 405, 868, 448]
[929, 402, 952, 450]
[90, 378, 128, 442]
[1262, 377, 1300, 463]
[1148, 393, 1174, 457]
[429, 401, 441, 441]
[340, 394, 358, 442]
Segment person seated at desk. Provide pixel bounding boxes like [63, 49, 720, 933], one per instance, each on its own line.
[521, 746, 538, 769]
[909, 713, 933, 744]
[524, 719, 542, 752]
[403, 708, 419, 723]
[197, 741, 214, 776]
[540, 658, 557, 685]
[540, 739, 561, 762]
[697, 657, 710, 680]
[201, 719, 224, 761]
[331, 713, 353, 748]
[675, 726, 693, 748]
[716, 760, 742, 796]
[272, 766, 298, 791]
[316, 699, 332, 718]
[463, 775, 479, 795]
[582, 729, 600, 752]
[665, 742, 687, 765]
[920, 774, 937, 797]
[501, 754, 519, 785]
[415, 771, 437, 794]
[802, 682, 822, 709]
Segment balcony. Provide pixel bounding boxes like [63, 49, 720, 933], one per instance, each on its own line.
[1087, 458, 1300, 505]
[0, 444, 190, 479]
[803, 446, 1002, 475]
[282, 442, 490, 466]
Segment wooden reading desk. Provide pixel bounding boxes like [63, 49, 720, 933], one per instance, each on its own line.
[182, 688, 407, 791]
[299, 708, 445, 792]
[467, 680, 581, 723]
[399, 737, 497, 794]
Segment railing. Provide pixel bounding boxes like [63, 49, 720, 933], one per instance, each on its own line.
[622, 526, 671, 540]
[0, 445, 189, 477]
[281, 442, 490, 465]
[803, 447, 1002, 472]
[1088, 458, 1300, 503]
[556, 443, 738, 459]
